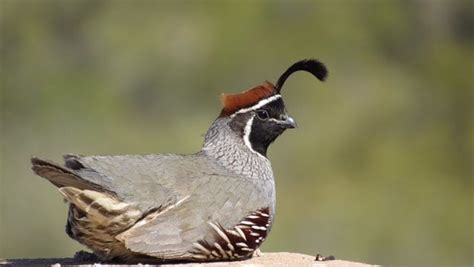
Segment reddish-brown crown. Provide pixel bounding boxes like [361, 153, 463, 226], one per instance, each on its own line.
[220, 81, 277, 117]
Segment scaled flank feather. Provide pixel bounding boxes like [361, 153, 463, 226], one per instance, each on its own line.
[220, 81, 276, 117]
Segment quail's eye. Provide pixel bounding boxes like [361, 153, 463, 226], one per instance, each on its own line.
[256, 110, 269, 120]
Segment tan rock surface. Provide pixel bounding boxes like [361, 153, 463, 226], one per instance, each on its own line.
[1, 252, 377, 266]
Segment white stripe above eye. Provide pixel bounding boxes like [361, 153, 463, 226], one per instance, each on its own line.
[230, 94, 281, 117]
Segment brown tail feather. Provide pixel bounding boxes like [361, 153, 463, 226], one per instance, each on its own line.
[59, 187, 142, 226]
[31, 157, 104, 192]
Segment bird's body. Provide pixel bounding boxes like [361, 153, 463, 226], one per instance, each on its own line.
[31, 59, 327, 263]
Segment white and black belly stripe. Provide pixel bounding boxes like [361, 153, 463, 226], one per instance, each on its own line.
[190, 207, 272, 260]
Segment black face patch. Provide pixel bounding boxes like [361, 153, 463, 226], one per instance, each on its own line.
[250, 98, 290, 157]
[249, 121, 287, 156]
[228, 97, 293, 157]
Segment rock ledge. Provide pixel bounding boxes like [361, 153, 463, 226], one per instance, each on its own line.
[1, 252, 378, 266]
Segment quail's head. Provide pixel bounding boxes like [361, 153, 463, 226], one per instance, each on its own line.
[217, 59, 328, 157]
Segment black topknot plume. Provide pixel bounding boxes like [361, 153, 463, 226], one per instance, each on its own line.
[275, 59, 328, 93]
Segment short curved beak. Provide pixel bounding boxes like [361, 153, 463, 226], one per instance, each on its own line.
[281, 115, 297, 129]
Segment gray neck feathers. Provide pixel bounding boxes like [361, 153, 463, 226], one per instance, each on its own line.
[201, 117, 273, 180]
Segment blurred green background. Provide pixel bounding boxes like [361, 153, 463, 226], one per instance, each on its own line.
[0, 1, 472, 266]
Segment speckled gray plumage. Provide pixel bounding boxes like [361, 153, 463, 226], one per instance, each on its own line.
[34, 117, 275, 260]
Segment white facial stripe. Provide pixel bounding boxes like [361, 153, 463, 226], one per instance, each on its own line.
[243, 114, 268, 160]
[268, 118, 282, 124]
[268, 116, 294, 124]
[231, 94, 282, 117]
[243, 115, 256, 154]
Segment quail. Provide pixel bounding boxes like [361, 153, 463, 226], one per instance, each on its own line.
[31, 59, 328, 263]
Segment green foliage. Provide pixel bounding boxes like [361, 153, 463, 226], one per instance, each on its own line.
[1, 1, 472, 266]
